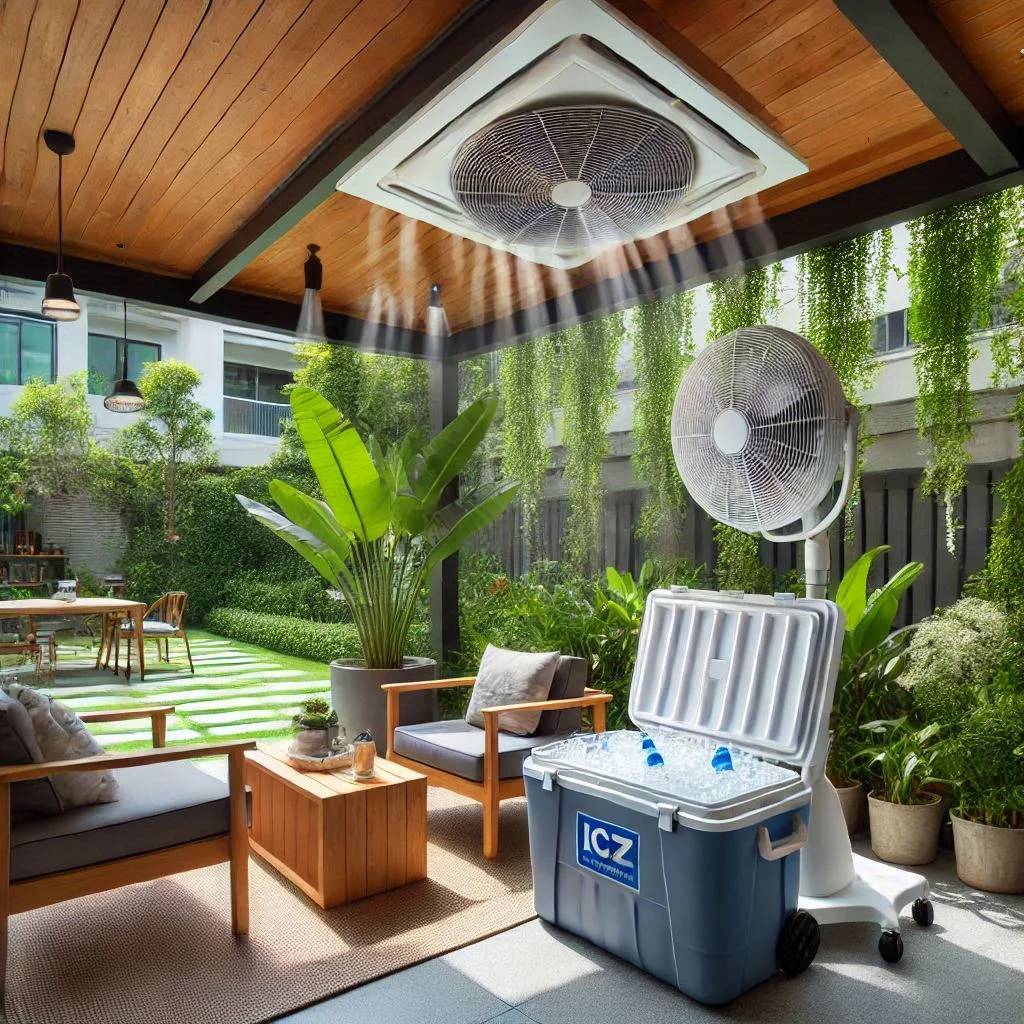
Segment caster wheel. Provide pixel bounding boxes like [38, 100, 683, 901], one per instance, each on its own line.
[879, 929, 904, 963]
[778, 909, 820, 976]
[912, 898, 934, 927]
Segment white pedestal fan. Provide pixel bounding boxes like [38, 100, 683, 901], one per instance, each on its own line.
[671, 325, 931, 963]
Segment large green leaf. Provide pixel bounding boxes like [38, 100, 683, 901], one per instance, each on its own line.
[235, 494, 341, 586]
[269, 479, 351, 559]
[290, 386, 390, 541]
[412, 396, 498, 511]
[851, 561, 924, 656]
[425, 479, 519, 572]
[835, 545, 889, 631]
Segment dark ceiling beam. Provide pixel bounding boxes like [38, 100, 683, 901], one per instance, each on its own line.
[0, 243, 432, 358]
[188, 0, 548, 305]
[834, 0, 1020, 176]
[449, 145, 1024, 358]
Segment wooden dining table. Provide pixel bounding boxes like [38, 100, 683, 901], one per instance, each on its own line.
[0, 597, 149, 680]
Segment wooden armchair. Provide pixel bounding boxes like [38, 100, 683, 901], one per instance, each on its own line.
[0, 705, 253, 999]
[384, 657, 611, 859]
[105, 592, 194, 676]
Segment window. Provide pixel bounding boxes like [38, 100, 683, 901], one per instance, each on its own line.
[223, 363, 292, 403]
[871, 309, 912, 355]
[0, 313, 56, 384]
[87, 334, 160, 395]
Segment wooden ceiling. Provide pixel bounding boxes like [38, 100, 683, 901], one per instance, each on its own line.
[1, 0, 1024, 349]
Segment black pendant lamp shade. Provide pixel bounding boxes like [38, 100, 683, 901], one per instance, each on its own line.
[41, 129, 80, 322]
[426, 283, 450, 338]
[296, 244, 325, 340]
[103, 301, 145, 413]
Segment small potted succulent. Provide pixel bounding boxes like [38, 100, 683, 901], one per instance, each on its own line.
[861, 717, 945, 865]
[290, 697, 340, 758]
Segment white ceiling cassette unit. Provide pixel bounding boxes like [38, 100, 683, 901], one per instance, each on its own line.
[337, 0, 807, 270]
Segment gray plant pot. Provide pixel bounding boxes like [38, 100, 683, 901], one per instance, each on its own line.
[867, 791, 943, 865]
[330, 656, 437, 756]
[951, 812, 1024, 894]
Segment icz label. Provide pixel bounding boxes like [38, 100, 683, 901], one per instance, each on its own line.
[576, 811, 640, 892]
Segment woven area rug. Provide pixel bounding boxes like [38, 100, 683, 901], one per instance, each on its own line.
[4, 790, 536, 1024]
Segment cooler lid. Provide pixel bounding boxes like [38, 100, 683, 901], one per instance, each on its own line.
[628, 588, 843, 767]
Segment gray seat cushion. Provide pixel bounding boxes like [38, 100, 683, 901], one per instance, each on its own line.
[534, 655, 588, 736]
[393, 720, 570, 782]
[121, 620, 177, 635]
[10, 760, 232, 882]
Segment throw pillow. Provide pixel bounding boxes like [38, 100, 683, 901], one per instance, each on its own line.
[465, 645, 561, 736]
[5, 683, 119, 809]
[0, 686, 63, 819]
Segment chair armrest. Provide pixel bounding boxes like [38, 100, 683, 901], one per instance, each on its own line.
[380, 676, 476, 693]
[480, 690, 612, 734]
[0, 739, 256, 784]
[77, 705, 175, 748]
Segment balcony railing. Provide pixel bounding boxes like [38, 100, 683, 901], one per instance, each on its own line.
[223, 396, 290, 438]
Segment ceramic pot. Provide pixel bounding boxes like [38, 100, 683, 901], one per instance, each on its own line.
[290, 725, 338, 758]
[329, 657, 437, 755]
[867, 791, 943, 865]
[832, 779, 863, 836]
[951, 812, 1024, 894]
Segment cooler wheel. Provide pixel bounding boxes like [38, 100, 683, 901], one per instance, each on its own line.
[878, 929, 903, 963]
[778, 909, 820, 976]
[912, 898, 934, 927]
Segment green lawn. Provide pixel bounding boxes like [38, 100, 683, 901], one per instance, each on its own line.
[43, 629, 332, 751]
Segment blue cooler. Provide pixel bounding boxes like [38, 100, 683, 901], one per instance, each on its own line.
[523, 587, 843, 1005]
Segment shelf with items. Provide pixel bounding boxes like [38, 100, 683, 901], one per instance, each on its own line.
[0, 554, 69, 589]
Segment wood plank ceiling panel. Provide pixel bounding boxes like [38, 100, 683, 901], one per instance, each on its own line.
[233, 0, 956, 331]
[0, 0, 476, 276]
[929, 0, 1024, 120]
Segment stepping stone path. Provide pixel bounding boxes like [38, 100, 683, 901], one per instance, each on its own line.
[44, 631, 333, 751]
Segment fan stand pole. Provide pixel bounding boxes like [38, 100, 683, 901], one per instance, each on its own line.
[797, 520, 930, 949]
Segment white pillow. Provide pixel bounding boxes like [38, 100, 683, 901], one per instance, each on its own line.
[465, 645, 561, 736]
[6, 684, 119, 808]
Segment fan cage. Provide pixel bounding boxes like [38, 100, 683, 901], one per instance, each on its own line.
[671, 327, 848, 533]
[450, 104, 696, 253]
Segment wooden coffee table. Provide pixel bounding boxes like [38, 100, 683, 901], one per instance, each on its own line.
[244, 743, 427, 909]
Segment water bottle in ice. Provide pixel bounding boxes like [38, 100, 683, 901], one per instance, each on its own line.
[642, 732, 665, 767]
[711, 745, 733, 772]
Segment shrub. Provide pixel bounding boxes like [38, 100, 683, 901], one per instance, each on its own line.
[206, 607, 432, 665]
[899, 598, 1010, 724]
[222, 571, 351, 622]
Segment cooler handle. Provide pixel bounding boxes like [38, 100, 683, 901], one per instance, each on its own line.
[756, 815, 807, 861]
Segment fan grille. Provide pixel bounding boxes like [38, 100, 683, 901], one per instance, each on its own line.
[451, 105, 696, 253]
[672, 327, 847, 533]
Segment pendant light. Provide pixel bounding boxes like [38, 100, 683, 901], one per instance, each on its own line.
[426, 283, 450, 338]
[41, 129, 80, 322]
[296, 244, 325, 340]
[103, 301, 145, 413]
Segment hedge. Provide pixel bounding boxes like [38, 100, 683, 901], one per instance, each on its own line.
[222, 571, 352, 623]
[205, 607, 433, 665]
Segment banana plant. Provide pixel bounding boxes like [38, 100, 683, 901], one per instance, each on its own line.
[237, 386, 518, 669]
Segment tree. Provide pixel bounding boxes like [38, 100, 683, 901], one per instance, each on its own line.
[8, 372, 95, 499]
[113, 360, 214, 541]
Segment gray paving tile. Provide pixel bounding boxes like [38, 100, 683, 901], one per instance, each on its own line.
[273, 959, 510, 1024]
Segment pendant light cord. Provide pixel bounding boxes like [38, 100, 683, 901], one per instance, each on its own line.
[57, 155, 64, 275]
[122, 300, 129, 380]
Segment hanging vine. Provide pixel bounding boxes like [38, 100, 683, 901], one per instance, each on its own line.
[560, 312, 624, 574]
[798, 230, 893, 530]
[631, 290, 696, 553]
[706, 266, 782, 593]
[908, 192, 1014, 550]
[500, 336, 557, 553]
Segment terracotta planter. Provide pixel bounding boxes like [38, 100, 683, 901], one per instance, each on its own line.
[867, 791, 943, 865]
[330, 657, 437, 755]
[951, 812, 1024, 894]
[832, 780, 863, 836]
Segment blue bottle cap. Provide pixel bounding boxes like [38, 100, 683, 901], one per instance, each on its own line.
[646, 750, 665, 767]
[641, 735, 656, 750]
[711, 745, 734, 772]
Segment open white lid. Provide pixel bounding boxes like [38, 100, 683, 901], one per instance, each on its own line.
[628, 588, 843, 767]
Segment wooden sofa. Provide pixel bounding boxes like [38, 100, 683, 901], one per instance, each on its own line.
[383, 658, 611, 859]
[0, 705, 253, 998]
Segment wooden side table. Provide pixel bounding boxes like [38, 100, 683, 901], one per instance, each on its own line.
[244, 743, 427, 909]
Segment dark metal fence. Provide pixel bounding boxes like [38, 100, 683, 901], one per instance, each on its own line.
[466, 462, 1011, 625]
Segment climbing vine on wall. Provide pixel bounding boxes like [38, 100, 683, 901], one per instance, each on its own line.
[706, 266, 782, 593]
[908, 192, 1014, 549]
[500, 337, 557, 552]
[631, 291, 696, 553]
[560, 313, 624, 574]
